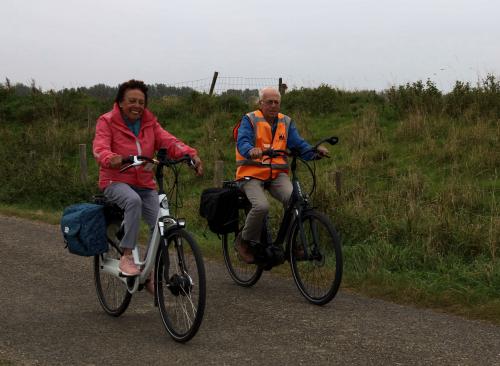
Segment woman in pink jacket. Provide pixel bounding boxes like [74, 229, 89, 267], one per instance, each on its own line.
[93, 79, 203, 279]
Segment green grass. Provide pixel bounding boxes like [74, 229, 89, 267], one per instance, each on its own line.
[0, 80, 498, 324]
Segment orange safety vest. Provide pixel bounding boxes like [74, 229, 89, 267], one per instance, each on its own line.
[235, 110, 291, 181]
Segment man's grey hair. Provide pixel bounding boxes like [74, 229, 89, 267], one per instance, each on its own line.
[258, 87, 281, 102]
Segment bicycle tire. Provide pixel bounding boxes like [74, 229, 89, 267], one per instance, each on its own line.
[94, 221, 132, 316]
[289, 210, 343, 305]
[155, 229, 206, 343]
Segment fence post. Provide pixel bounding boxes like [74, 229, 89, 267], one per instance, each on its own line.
[329, 170, 342, 196]
[79, 144, 88, 183]
[335, 171, 342, 196]
[213, 160, 224, 188]
[278, 78, 288, 95]
[209, 71, 219, 96]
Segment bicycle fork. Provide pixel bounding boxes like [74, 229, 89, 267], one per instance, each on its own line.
[296, 211, 322, 262]
[295, 209, 310, 259]
[160, 231, 194, 297]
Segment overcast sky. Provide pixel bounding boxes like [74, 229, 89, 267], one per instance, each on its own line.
[1, 0, 498, 92]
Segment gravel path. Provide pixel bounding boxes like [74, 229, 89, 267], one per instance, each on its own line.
[0, 215, 499, 365]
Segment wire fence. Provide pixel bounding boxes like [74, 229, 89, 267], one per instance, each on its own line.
[167, 78, 212, 94]
[165, 73, 282, 96]
[212, 76, 280, 95]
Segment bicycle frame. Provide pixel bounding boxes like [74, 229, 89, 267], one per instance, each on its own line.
[259, 140, 340, 263]
[99, 192, 184, 293]
[264, 154, 310, 251]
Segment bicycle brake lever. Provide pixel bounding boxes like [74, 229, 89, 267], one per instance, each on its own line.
[313, 152, 330, 160]
[119, 156, 144, 172]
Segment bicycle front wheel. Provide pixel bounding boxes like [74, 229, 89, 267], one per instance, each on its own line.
[155, 229, 206, 343]
[289, 210, 343, 305]
[94, 221, 132, 316]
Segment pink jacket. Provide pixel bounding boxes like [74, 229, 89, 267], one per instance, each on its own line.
[92, 104, 197, 190]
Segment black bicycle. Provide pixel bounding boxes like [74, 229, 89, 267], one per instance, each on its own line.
[221, 136, 343, 305]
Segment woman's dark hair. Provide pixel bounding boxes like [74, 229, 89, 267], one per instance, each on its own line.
[115, 79, 148, 106]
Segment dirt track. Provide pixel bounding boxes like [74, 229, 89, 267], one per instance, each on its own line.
[1, 215, 499, 366]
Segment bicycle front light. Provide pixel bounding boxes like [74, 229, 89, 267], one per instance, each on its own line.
[177, 218, 186, 228]
[160, 196, 169, 209]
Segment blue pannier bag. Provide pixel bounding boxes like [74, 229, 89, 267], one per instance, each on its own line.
[60, 203, 108, 256]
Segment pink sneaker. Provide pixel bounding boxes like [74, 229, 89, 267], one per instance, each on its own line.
[145, 271, 154, 295]
[119, 255, 141, 276]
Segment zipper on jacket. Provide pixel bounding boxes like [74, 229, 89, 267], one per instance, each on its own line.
[135, 138, 142, 156]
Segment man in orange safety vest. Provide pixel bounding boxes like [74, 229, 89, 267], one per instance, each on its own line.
[234, 87, 329, 263]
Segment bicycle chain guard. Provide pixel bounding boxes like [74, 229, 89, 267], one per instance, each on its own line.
[252, 243, 285, 271]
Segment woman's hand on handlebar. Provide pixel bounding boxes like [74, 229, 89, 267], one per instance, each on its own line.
[191, 155, 203, 176]
[109, 155, 123, 168]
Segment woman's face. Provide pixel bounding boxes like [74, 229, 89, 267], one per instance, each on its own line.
[119, 88, 145, 120]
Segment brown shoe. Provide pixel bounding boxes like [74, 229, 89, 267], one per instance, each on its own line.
[235, 233, 255, 264]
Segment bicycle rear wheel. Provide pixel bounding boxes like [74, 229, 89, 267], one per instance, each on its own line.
[289, 210, 343, 305]
[94, 221, 132, 316]
[155, 229, 206, 343]
[222, 229, 263, 286]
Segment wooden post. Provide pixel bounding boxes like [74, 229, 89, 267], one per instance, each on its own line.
[209, 71, 219, 96]
[329, 171, 342, 196]
[213, 160, 224, 188]
[79, 144, 88, 183]
[335, 171, 342, 196]
[278, 78, 288, 95]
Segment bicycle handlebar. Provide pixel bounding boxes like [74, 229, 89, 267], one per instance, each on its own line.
[313, 136, 338, 149]
[120, 154, 194, 172]
[261, 149, 289, 158]
[261, 136, 338, 160]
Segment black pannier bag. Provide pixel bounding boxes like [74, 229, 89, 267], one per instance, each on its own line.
[199, 187, 242, 234]
[60, 203, 108, 256]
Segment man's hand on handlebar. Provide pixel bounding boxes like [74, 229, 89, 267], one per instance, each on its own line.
[316, 145, 330, 158]
[249, 147, 263, 159]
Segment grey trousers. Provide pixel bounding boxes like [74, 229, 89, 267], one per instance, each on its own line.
[103, 182, 158, 250]
[240, 173, 293, 242]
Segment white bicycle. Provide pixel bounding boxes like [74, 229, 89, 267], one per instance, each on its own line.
[93, 151, 206, 343]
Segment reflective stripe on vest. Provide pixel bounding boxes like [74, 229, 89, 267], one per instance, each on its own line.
[235, 110, 291, 181]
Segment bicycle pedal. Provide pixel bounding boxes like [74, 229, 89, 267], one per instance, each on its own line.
[118, 272, 139, 278]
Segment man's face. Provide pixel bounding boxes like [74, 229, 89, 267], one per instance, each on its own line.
[259, 90, 281, 120]
[119, 89, 145, 121]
